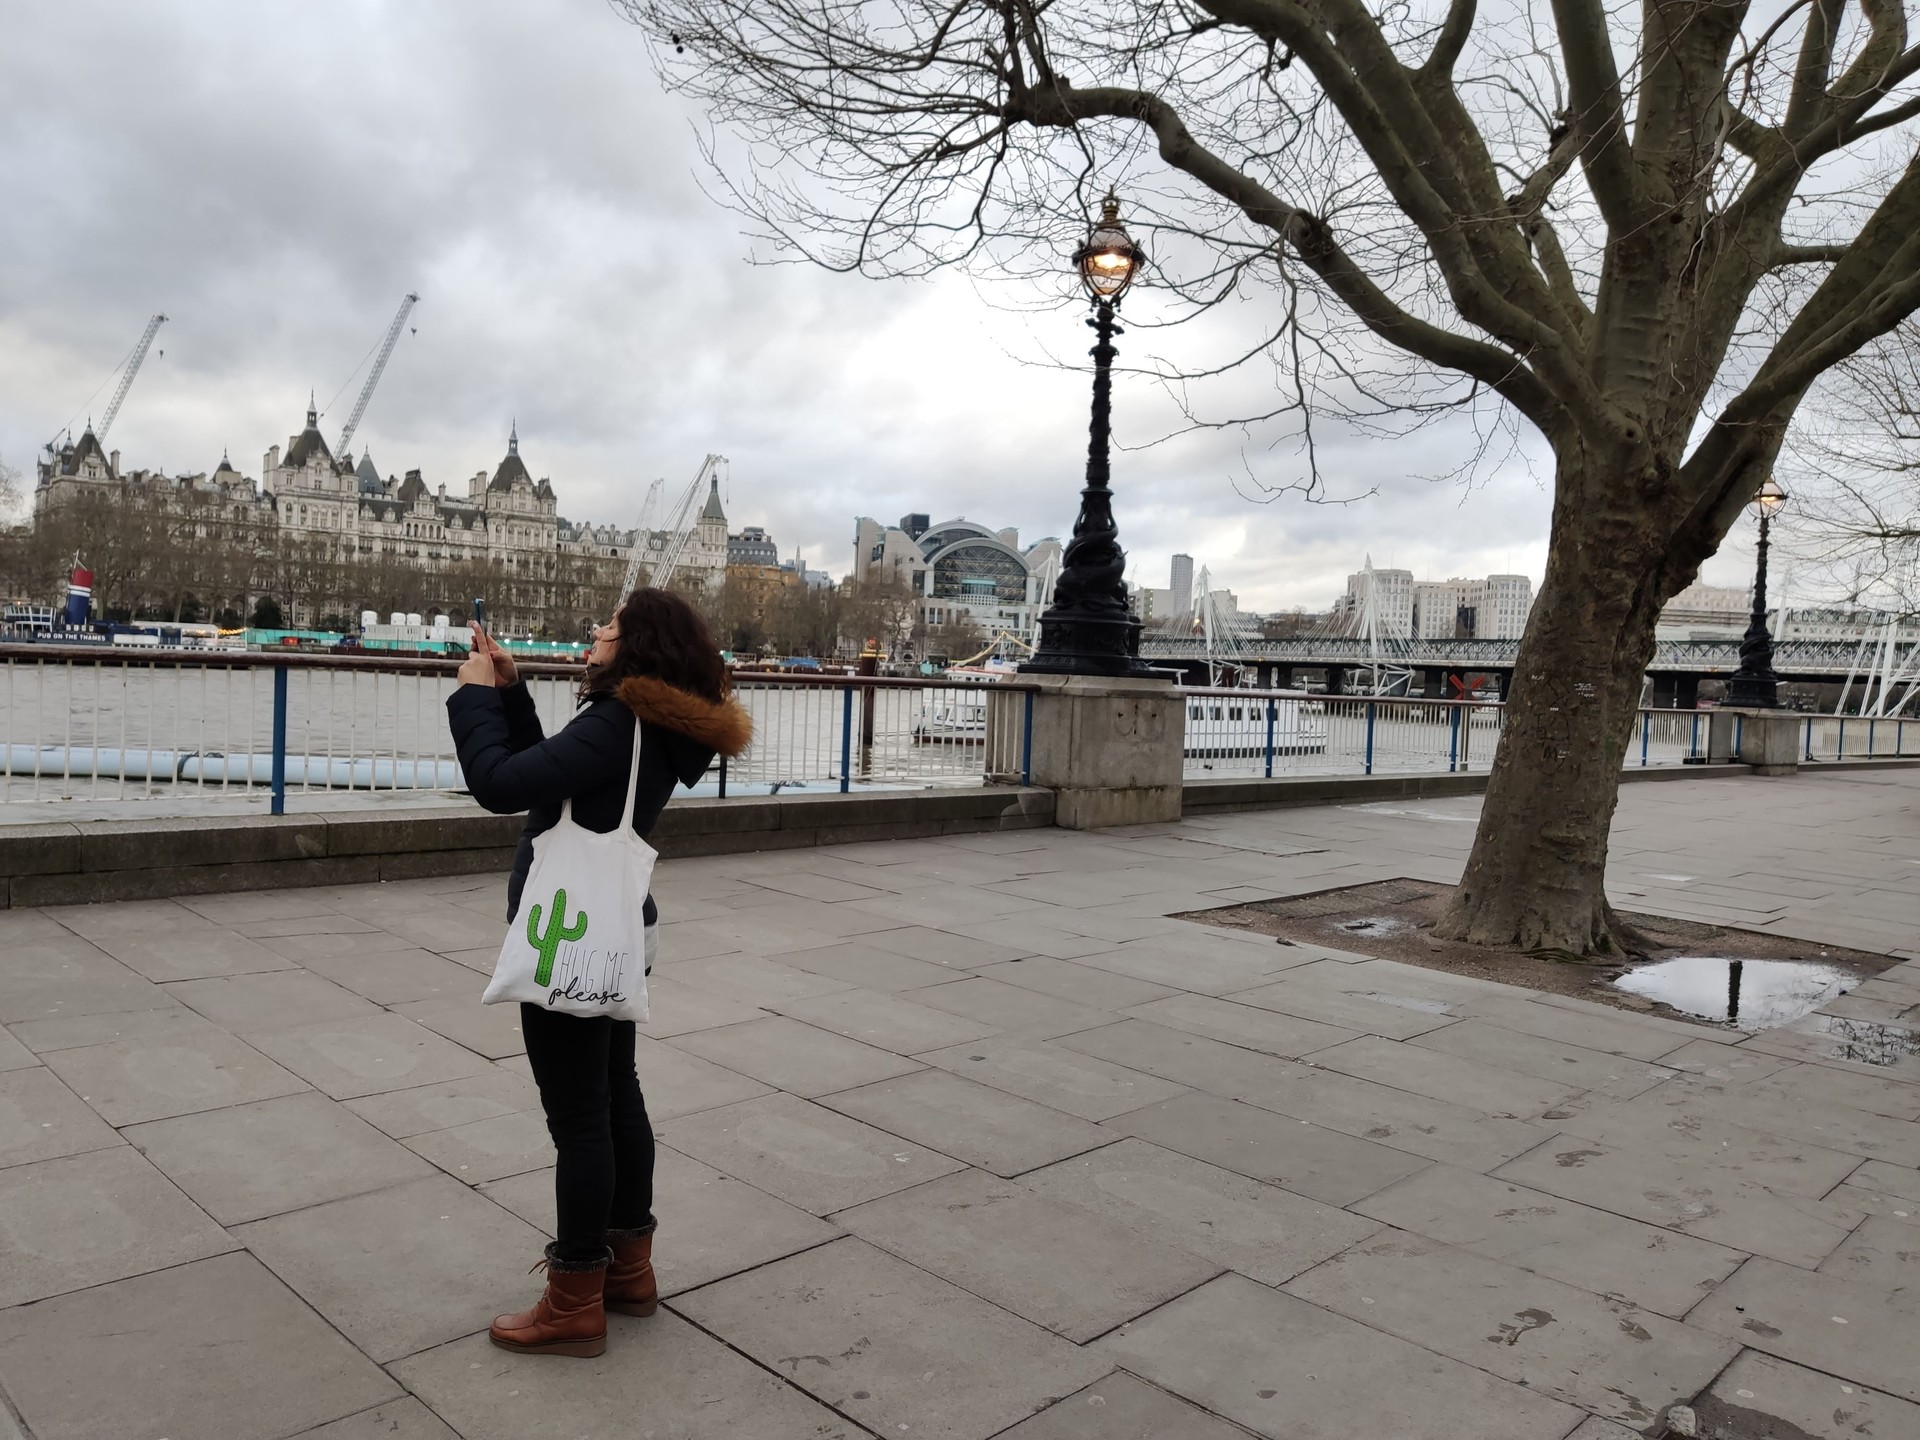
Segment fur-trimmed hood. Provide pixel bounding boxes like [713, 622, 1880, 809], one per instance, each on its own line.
[616, 675, 752, 758]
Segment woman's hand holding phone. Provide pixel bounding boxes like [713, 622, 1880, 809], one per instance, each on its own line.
[458, 621, 517, 688]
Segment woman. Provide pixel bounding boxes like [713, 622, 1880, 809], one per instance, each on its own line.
[447, 588, 750, 1357]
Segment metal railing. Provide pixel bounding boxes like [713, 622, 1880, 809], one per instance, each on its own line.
[0, 646, 1037, 815]
[1175, 689, 1815, 779]
[1802, 713, 1920, 762]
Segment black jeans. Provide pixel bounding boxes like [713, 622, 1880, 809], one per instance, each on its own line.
[519, 1004, 655, 1263]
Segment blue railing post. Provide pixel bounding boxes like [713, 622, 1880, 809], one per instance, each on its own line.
[1804, 715, 1813, 761]
[270, 664, 289, 816]
[717, 754, 728, 800]
[1691, 712, 1701, 760]
[1021, 690, 1034, 787]
[840, 684, 854, 793]
[1448, 705, 1461, 773]
[1264, 697, 1276, 778]
[1640, 711, 1650, 767]
[1868, 719, 1876, 757]
[1735, 713, 1745, 758]
[1837, 717, 1845, 759]
[1364, 700, 1376, 775]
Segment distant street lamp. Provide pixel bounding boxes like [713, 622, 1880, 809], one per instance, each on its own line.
[1724, 476, 1790, 709]
[1023, 194, 1157, 677]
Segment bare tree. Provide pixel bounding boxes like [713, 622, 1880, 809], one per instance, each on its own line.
[615, 0, 1920, 952]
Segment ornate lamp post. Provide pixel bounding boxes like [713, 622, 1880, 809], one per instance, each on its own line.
[1023, 194, 1157, 677]
[1724, 476, 1790, 709]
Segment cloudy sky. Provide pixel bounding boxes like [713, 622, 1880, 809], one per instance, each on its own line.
[1, 0, 1769, 611]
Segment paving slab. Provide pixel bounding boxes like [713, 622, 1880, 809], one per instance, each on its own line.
[258, 927, 436, 964]
[1105, 1091, 1430, 1205]
[95, 926, 297, 983]
[0, 1028, 34, 1074]
[0, 934, 171, 1024]
[483, 1143, 840, 1294]
[1818, 1213, 1920, 1288]
[656, 1091, 964, 1214]
[395, 1308, 863, 1439]
[1653, 1037, 1797, 1083]
[836, 1167, 1219, 1341]
[0, 1144, 236, 1306]
[970, 955, 1179, 1011]
[342, 1067, 541, 1139]
[1305, 1035, 1582, 1118]
[1121, 992, 1361, 1059]
[404, 1107, 554, 1183]
[671, 951, 858, 1004]
[41, 1019, 308, 1125]
[636, 974, 769, 1036]
[776, 939, 971, 991]
[674, 1236, 1110, 1440]
[1465, 994, 1697, 1062]
[817, 1067, 1111, 1176]
[1744, 1060, 1920, 1123]
[247, 1011, 495, 1099]
[293, 948, 486, 1007]
[1552, 1088, 1866, 1197]
[389, 996, 527, 1059]
[1100, 1271, 1580, 1440]
[1022, 1135, 1381, 1285]
[862, 923, 1035, 970]
[1054, 1017, 1323, 1106]
[1493, 1137, 1853, 1267]
[1282, 1227, 1737, 1428]
[0, 1065, 123, 1169]
[666, 1014, 922, 1098]
[1352, 1163, 1746, 1317]
[1065, 939, 1304, 997]
[1693, 1350, 1920, 1440]
[125, 1089, 436, 1224]
[628, 1030, 778, 1116]
[0, 1251, 399, 1440]
[1226, 1059, 1555, 1171]
[1669, 1071, 1920, 1167]
[993, 1371, 1255, 1439]
[1225, 961, 1471, 1040]
[775, 986, 1005, 1055]
[1849, 1157, 1920, 1201]
[290, 1397, 461, 1440]
[1690, 1255, 1920, 1403]
[1411, 1018, 1677, 1101]
[236, 1172, 548, 1361]
[919, 1035, 1190, 1121]
[901, 976, 1114, 1041]
[162, 968, 381, 1032]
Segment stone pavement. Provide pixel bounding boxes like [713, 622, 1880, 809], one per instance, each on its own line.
[0, 767, 1916, 1440]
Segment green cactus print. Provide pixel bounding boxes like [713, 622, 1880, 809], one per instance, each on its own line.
[527, 888, 589, 986]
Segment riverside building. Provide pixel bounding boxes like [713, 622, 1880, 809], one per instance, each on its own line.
[851, 513, 1063, 648]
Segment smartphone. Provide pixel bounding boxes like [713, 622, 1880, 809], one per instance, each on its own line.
[472, 598, 488, 636]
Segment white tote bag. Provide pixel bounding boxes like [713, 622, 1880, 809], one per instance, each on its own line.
[483, 717, 655, 1022]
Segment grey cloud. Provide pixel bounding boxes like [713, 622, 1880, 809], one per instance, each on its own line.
[2, 0, 1575, 614]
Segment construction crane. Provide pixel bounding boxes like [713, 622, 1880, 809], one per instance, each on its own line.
[621, 454, 726, 593]
[96, 313, 168, 444]
[334, 292, 419, 457]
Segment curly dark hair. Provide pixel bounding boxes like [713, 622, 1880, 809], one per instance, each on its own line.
[581, 588, 729, 703]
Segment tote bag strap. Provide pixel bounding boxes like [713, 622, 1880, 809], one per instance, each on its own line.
[618, 716, 644, 833]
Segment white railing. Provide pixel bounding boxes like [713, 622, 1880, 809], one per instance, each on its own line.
[0, 647, 1036, 814]
[1800, 713, 1920, 762]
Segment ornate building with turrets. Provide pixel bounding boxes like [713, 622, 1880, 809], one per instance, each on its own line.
[32, 401, 734, 632]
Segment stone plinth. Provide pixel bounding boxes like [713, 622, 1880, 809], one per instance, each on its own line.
[1708, 708, 1801, 775]
[990, 674, 1183, 829]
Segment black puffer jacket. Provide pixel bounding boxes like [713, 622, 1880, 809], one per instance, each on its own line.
[447, 674, 753, 923]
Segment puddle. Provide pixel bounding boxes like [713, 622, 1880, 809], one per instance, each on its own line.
[1795, 1014, 1920, 1067]
[1612, 957, 1855, 1030]
[1338, 915, 1415, 938]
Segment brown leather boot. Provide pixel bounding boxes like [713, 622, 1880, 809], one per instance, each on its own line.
[489, 1243, 608, 1357]
[605, 1221, 657, 1317]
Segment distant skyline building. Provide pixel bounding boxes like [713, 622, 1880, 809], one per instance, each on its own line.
[1332, 561, 1532, 640]
[852, 512, 1062, 649]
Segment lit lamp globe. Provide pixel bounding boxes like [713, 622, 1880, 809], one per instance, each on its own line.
[1753, 476, 1789, 516]
[1075, 196, 1143, 303]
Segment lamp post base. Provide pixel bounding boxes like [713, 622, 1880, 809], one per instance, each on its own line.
[1723, 675, 1779, 709]
[1021, 609, 1157, 678]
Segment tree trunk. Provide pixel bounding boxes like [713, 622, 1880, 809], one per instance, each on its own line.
[1434, 470, 1668, 955]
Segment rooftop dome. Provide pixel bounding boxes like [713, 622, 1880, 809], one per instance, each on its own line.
[284, 395, 335, 469]
[488, 421, 531, 492]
